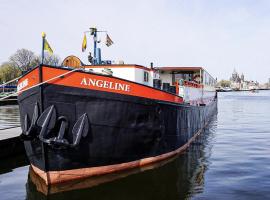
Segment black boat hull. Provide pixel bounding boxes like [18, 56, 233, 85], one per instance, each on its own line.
[18, 66, 217, 184]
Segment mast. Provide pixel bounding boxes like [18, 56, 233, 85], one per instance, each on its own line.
[91, 28, 97, 65]
[88, 27, 107, 65]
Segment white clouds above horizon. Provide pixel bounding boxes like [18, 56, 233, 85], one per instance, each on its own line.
[0, 0, 270, 82]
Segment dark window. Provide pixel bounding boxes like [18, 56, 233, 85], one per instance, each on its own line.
[144, 71, 149, 82]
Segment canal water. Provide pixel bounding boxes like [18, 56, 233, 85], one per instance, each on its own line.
[0, 105, 20, 129]
[0, 91, 270, 200]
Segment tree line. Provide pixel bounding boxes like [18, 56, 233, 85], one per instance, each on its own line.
[0, 49, 61, 83]
[217, 80, 231, 87]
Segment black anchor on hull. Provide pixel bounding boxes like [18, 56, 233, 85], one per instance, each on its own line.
[49, 116, 70, 148]
[71, 113, 89, 147]
[37, 105, 89, 148]
[37, 105, 57, 142]
[20, 102, 40, 140]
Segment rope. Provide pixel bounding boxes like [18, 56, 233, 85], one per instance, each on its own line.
[0, 67, 80, 101]
[0, 76, 22, 88]
[0, 92, 17, 100]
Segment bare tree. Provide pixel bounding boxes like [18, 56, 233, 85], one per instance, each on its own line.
[37, 53, 61, 66]
[9, 49, 37, 71]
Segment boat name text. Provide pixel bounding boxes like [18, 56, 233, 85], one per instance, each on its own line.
[80, 78, 131, 92]
[17, 78, 29, 92]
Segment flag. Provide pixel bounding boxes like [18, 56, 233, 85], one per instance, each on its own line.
[44, 39, 53, 54]
[106, 34, 113, 47]
[82, 34, 87, 52]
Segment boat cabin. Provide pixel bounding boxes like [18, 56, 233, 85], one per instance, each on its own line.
[60, 27, 216, 105]
[84, 64, 158, 87]
[62, 56, 216, 105]
[155, 66, 216, 104]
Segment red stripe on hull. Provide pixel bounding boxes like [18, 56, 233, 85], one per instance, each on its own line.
[41, 66, 183, 103]
[18, 66, 183, 104]
[17, 68, 39, 93]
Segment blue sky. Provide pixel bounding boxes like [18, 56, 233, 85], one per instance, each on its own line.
[0, 0, 270, 83]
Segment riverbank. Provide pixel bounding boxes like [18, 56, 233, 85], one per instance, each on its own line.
[217, 88, 270, 92]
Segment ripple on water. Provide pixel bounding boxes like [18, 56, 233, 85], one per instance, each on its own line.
[0, 92, 270, 200]
[0, 105, 20, 129]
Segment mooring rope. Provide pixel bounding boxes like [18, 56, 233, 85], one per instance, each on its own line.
[0, 76, 22, 88]
[0, 67, 81, 101]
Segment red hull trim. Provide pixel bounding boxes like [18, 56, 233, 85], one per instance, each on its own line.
[18, 66, 183, 104]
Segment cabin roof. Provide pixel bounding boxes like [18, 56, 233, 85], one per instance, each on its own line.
[156, 66, 203, 72]
[84, 64, 152, 71]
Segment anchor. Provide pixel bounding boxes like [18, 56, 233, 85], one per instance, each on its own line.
[20, 103, 40, 140]
[37, 105, 57, 143]
[22, 114, 29, 134]
[35, 104, 89, 148]
[49, 116, 70, 148]
[49, 113, 89, 148]
[70, 113, 89, 147]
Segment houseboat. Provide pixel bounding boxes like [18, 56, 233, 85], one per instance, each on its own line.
[18, 29, 217, 185]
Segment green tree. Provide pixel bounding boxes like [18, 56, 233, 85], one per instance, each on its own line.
[9, 49, 62, 71]
[0, 49, 62, 84]
[0, 62, 21, 83]
[218, 80, 231, 87]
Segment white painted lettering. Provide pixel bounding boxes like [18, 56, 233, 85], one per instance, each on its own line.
[80, 78, 87, 85]
[125, 85, 131, 92]
[96, 80, 103, 87]
[114, 83, 119, 90]
[103, 81, 109, 88]
[118, 83, 125, 91]
[109, 82, 114, 89]
[88, 78, 96, 86]
[17, 78, 29, 92]
[80, 77, 131, 93]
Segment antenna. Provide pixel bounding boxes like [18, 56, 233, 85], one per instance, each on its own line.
[85, 27, 107, 65]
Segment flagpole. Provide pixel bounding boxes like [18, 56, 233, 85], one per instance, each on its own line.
[39, 32, 50, 185]
[93, 29, 97, 65]
[41, 32, 46, 65]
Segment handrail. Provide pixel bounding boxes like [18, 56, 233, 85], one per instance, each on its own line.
[0, 76, 22, 88]
[183, 80, 203, 88]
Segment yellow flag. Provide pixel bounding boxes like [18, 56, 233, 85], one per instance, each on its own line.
[44, 39, 53, 54]
[82, 34, 87, 52]
[106, 34, 113, 47]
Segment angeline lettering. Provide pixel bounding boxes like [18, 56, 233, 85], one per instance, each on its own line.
[80, 78, 131, 92]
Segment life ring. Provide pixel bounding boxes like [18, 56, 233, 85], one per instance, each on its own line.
[193, 75, 200, 84]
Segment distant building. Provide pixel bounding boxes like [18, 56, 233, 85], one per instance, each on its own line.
[241, 73, 244, 82]
[230, 69, 258, 90]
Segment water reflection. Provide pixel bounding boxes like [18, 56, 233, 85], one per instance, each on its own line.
[26, 115, 217, 200]
[0, 105, 20, 129]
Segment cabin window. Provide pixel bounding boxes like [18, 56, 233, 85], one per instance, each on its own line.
[144, 71, 149, 82]
[174, 73, 193, 82]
